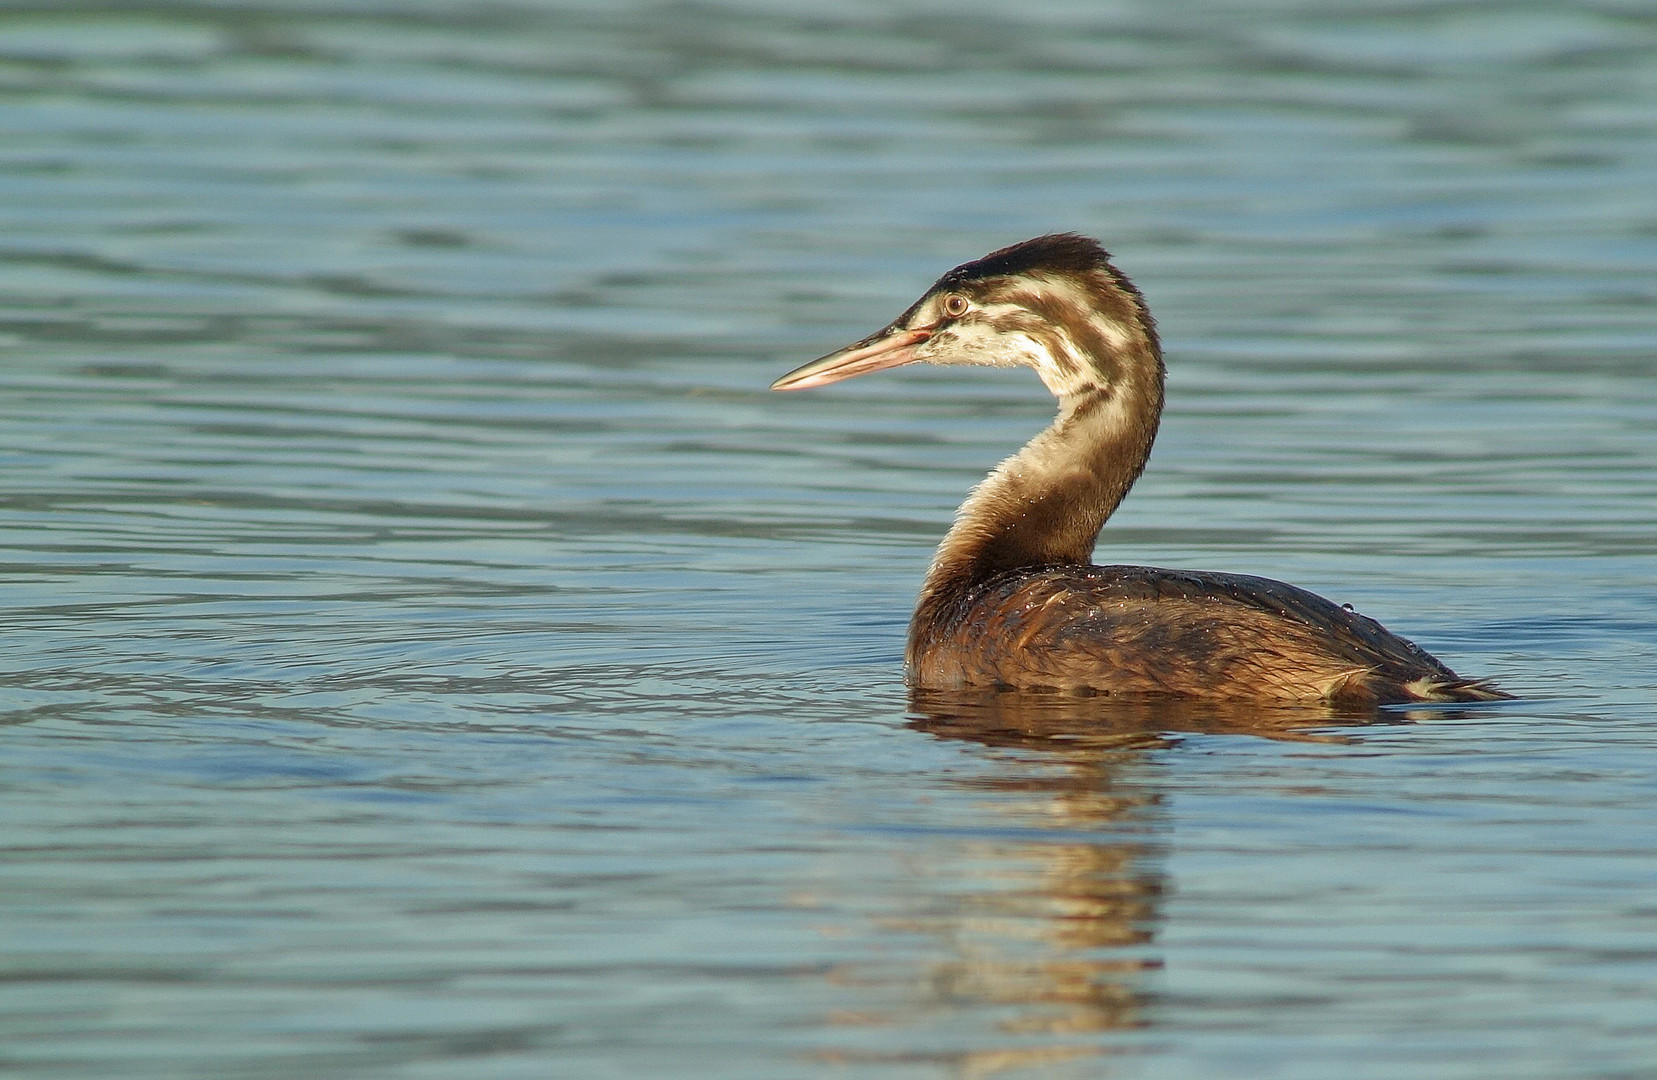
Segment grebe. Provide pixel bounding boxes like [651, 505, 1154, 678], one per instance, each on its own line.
[772, 234, 1505, 705]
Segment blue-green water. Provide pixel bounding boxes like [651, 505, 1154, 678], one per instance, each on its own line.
[3, 3, 1656, 1077]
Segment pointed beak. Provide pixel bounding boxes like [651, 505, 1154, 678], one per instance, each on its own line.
[770, 326, 932, 391]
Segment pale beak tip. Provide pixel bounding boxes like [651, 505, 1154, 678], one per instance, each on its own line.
[769, 327, 930, 394]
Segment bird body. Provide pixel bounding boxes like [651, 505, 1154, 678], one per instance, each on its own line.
[910, 564, 1481, 705]
[772, 234, 1504, 706]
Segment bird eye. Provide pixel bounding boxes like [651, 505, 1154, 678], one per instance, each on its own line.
[941, 294, 969, 318]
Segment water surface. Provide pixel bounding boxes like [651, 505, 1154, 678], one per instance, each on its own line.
[3, 3, 1656, 1077]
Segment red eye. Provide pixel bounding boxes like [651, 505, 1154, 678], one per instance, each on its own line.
[942, 294, 969, 318]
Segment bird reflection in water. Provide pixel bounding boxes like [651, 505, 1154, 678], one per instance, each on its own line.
[819, 691, 1404, 1075]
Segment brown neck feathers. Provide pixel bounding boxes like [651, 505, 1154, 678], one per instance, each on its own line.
[907, 359, 1163, 659]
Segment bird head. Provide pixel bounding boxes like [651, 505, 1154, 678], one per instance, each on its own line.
[771, 233, 1160, 399]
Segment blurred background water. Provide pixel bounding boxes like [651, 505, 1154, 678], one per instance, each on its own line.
[2, 1, 1656, 1077]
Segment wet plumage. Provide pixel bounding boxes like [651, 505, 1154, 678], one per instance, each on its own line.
[772, 234, 1505, 706]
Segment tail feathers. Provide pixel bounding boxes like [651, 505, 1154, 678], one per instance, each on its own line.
[1401, 675, 1512, 704]
[1328, 669, 1512, 707]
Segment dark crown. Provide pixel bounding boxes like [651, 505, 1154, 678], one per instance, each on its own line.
[940, 233, 1111, 285]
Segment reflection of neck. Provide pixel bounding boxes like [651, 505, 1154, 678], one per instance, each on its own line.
[904, 697, 1165, 1035]
[909, 371, 1162, 657]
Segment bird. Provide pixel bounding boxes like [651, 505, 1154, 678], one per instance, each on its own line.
[771, 234, 1507, 706]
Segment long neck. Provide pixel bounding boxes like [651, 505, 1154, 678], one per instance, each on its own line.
[910, 370, 1163, 644]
